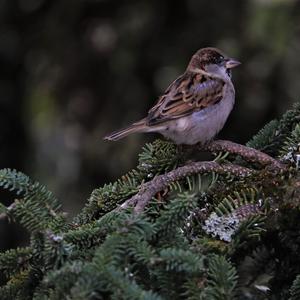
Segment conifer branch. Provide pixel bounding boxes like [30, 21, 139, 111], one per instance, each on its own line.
[0, 103, 299, 298]
[200, 140, 284, 169]
[120, 161, 254, 214]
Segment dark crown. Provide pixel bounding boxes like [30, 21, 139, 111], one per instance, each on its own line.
[187, 47, 227, 70]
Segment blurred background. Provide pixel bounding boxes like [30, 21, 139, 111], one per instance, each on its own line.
[0, 0, 300, 249]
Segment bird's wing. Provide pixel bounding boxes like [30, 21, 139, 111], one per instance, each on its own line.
[146, 72, 225, 126]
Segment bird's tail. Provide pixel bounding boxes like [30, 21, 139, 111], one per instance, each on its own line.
[104, 120, 147, 141]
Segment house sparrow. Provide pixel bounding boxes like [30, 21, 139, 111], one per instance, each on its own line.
[104, 47, 240, 145]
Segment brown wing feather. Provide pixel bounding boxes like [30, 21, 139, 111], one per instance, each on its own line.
[147, 72, 225, 126]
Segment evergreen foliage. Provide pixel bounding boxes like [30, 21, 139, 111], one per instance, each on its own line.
[290, 275, 300, 300]
[204, 255, 238, 300]
[1, 103, 300, 299]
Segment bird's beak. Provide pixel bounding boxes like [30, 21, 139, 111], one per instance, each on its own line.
[225, 58, 241, 69]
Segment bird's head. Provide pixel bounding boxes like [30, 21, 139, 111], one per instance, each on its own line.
[187, 47, 241, 78]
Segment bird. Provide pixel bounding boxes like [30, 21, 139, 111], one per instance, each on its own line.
[104, 47, 240, 145]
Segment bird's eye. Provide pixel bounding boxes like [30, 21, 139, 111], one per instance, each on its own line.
[216, 55, 224, 64]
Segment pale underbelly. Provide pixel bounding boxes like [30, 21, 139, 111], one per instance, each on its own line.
[158, 97, 234, 145]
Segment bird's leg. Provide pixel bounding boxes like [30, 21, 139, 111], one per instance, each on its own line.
[177, 144, 195, 164]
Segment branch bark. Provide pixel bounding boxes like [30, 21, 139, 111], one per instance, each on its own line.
[199, 140, 284, 169]
[120, 161, 254, 214]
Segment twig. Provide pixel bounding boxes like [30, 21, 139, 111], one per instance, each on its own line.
[120, 161, 254, 214]
[0, 202, 16, 220]
[199, 140, 284, 169]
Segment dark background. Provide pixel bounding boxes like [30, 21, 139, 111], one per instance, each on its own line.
[0, 0, 300, 249]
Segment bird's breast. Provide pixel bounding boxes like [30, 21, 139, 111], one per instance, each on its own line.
[160, 83, 235, 145]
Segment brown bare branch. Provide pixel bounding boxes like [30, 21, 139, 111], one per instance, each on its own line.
[119, 139, 285, 214]
[199, 140, 284, 169]
[120, 161, 254, 214]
